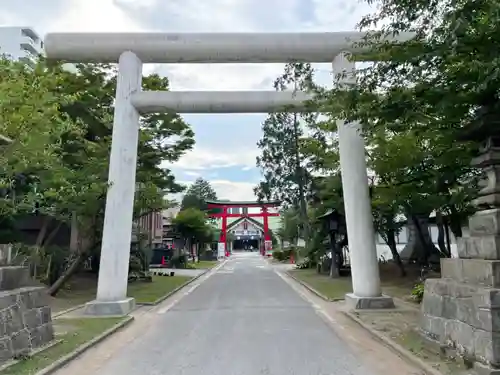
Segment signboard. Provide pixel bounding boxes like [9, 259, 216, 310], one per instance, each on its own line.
[217, 242, 225, 259]
[265, 240, 273, 256]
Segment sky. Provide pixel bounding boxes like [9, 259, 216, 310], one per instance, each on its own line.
[0, 0, 373, 202]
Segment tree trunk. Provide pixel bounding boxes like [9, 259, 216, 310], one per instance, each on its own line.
[400, 212, 439, 265]
[69, 212, 79, 253]
[384, 229, 406, 277]
[44, 222, 62, 249]
[329, 233, 340, 278]
[329, 251, 340, 278]
[31, 216, 52, 279]
[292, 112, 310, 249]
[449, 205, 464, 239]
[435, 211, 451, 257]
[444, 219, 452, 257]
[35, 217, 51, 247]
[47, 220, 96, 296]
[47, 252, 86, 296]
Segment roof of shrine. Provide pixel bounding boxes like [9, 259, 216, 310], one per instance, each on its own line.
[226, 216, 264, 231]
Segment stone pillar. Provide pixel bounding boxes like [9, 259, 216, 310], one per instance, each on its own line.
[84, 51, 142, 316]
[333, 52, 394, 309]
[420, 127, 500, 374]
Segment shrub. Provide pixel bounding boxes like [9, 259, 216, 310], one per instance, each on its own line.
[282, 248, 295, 260]
[411, 282, 425, 303]
[272, 250, 284, 261]
[171, 254, 188, 268]
[295, 257, 312, 269]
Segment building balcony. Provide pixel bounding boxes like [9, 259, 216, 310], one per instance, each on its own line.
[20, 38, 42, 56]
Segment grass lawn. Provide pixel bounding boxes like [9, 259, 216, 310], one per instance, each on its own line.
[128, 275, 192, 304]
[1, 317, 125, 375]
[289, 263, 423, 302]
[289, 269, 353, 300]
[189, 260, 219, 269]
[49, 274, 193, 313]
[49, 275, 99, 315]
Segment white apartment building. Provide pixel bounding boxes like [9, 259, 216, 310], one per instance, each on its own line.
[0, 26, 44, 63]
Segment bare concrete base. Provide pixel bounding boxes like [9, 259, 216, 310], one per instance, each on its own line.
[83, 297, 135, 316]
[345, 293, 395, 310]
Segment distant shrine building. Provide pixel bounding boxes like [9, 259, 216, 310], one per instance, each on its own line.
[206, 200, 280, 257]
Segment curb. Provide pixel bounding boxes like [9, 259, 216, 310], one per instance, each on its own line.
[139, 263, 225, 306]
[342, 310, 443, 375]
[139, 269, 210, 306]
[285, 271, 344, 302]
[0, 340, 63, 372]
[52, 304, 87, 318]
[34, 315, 134, 375]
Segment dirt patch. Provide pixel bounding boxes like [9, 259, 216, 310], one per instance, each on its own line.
[49, 273, 98, 314]
[353, 309, 468, 375]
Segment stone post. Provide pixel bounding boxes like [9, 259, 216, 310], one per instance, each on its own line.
[84, 51, 143, 316]
[333, 52, 394, 309]
[420, 110, 500, 374]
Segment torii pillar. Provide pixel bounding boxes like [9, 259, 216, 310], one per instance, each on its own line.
[262, 207, 272, 256]
[219, 206, 228, 257]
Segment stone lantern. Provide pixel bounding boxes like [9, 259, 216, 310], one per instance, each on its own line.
[317, 209, 346, 277]
[420, 105, 500, 374]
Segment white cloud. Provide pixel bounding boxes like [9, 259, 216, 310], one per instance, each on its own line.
[170, 145, 258, 170]
[44, 0, 146, 33]
[208, 180, 257, 201]
[162, 64, 286, 91]
[183, 171, 202, 177]
[0, 0, 373, 202]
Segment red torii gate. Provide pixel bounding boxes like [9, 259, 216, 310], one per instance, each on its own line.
[206, 200, 280, 257]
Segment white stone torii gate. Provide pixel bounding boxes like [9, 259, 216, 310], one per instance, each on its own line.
[44, 31, 410, 315]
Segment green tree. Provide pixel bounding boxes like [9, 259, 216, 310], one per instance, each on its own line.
[0, 58, 77, 230]
[31, 62, 196, 295]
[310, 0, 494, 265]
[255, 63, 317, 247]
[181, 177, 218, 211]
[172, 208, 212, 262]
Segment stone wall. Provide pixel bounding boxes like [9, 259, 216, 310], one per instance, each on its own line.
[420, 131, 500, 374]
[420, 214, 500, 373]
[420, 210, 500, 373]
[0, 267, 54, 363]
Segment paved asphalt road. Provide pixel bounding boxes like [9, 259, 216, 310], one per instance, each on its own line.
[92, 252, 374, 375]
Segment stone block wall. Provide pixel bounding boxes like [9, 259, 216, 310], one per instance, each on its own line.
[0, 267, 54, 364]
[421, 209, 500, 372]
[421, 277, 500, 366]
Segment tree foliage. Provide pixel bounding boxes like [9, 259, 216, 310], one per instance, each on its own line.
[172, 208, 215, 261]
[0, 57, 195, 293]
[263, 0, 496, 272]
[181, 177, 218, 211]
